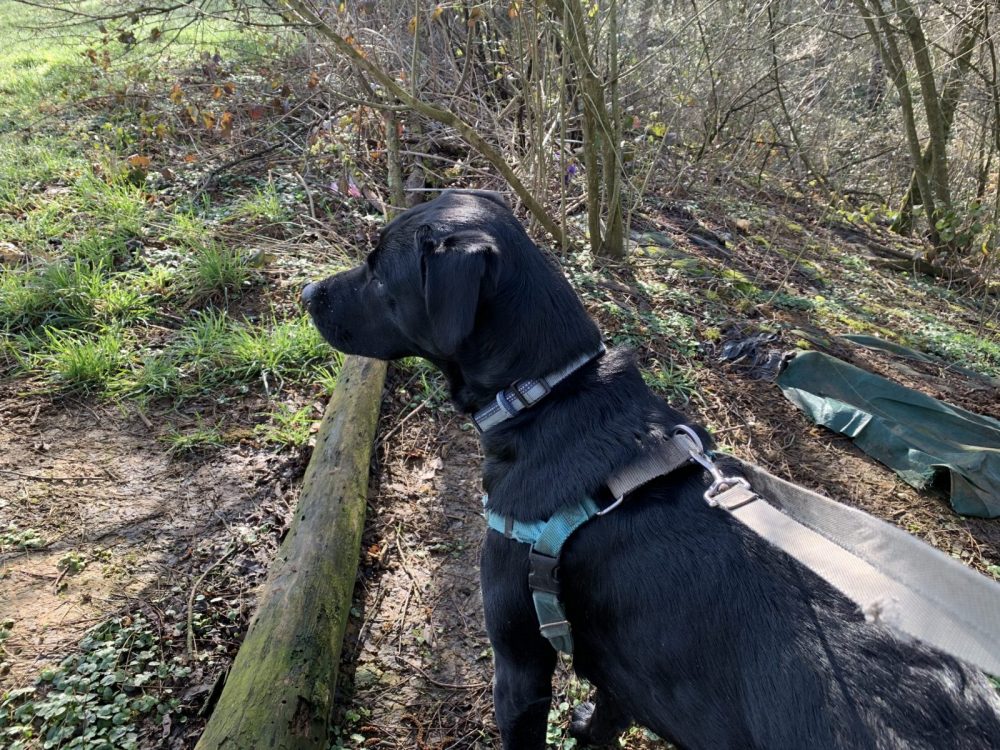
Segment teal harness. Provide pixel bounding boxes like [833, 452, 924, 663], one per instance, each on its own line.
[474, 344, 747, 654]
[483, 495, 601, 654]
[481, 425, 743, 655]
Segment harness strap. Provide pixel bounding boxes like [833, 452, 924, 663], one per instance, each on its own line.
[485, 429, 1000, 672]
[602, 434, 694, 514]
[483, 497, 600, 654]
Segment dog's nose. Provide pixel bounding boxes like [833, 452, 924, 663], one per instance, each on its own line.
[301, 282, 319, 307]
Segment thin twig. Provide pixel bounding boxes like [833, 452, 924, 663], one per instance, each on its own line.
[397, 656, 489, 691]
[293, 170, 316, 220]
[186, 544, 237, 655]
[0, 469, 111, 482]
[377, 397, 432, 449]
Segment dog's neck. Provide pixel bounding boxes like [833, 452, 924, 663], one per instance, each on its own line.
[468, 344, 607, 433]
[439, 334, 604, 417]
[474, 348, 697, 521]
[438, 247, 604, 415]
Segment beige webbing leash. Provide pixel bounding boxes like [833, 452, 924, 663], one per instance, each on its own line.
[607, 429, 1000, 676]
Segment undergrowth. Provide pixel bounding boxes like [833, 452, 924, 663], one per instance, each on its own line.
[0, 615, 191, 750]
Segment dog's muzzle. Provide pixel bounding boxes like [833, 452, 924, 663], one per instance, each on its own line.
[301, 282, 320, 309]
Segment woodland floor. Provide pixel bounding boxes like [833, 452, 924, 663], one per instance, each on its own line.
[4, 181, 1000, 750]
[2, 5, 1000, 749]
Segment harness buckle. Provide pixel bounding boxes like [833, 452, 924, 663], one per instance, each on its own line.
[704, 475, 754, 507]
[528, 549, 561, 595]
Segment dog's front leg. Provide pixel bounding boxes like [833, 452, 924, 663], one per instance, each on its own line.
[482, 534, 558, 749]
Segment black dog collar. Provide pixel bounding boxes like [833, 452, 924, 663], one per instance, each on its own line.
[472, 344, 607, 433]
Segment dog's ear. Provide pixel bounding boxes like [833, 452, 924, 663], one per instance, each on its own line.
[417, 225, 493, 356]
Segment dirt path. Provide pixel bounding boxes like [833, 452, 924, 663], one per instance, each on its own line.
[0, 386, 304, 746]
[336, 414, 496, 749]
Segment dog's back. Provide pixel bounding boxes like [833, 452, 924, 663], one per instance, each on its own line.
[545, 354, 1000, 749]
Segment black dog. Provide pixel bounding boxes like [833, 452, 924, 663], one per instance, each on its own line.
[303, 190, 1000, 749]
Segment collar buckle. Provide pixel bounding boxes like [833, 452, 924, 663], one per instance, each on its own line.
[473, 344, 605, 433]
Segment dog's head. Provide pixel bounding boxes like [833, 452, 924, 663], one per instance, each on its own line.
[303, 190, 601, 411]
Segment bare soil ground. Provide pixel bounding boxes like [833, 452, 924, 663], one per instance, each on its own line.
[0, 383, 306, 746]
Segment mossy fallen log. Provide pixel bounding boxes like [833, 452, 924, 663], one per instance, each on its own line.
[196, 356, 388, 750]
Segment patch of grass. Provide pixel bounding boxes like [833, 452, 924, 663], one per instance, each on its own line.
[0, 138, 85, 211]
[226, 181, 291, 224]
[181, 241, 253, 304]
[767, 292, 816, 311]
[396, 356, 448, 406]
[906, 315, 1000, 376]
[254, 403, 315, 448]
[643, 359, 697, 405]
[121, 313, 335, 404]
[166, 209, 214, 249]
[73, 170, 149, 242]
[0, 193, 76, 252]
[602, 301, 699, 357]
[0, 614, 190, 750]
[161, 423, 225, 456]
[38, 327, 127, 393]
[228, 315, 333, 391]
[119, 310, 229, 403]
[0, 260, 152, 334]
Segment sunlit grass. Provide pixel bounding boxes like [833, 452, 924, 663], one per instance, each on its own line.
[39, 326, 127, 393]
[119, 312, 339, 405]
[181, 241, 254, 304]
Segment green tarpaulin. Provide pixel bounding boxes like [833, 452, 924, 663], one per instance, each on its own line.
[777, 350, 1000, 518]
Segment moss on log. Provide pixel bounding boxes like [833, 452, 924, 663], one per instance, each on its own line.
[196, 356, 388, 750]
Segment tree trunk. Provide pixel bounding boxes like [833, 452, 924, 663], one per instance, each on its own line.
[894, 0, 952, 216]
[891, 3, 985, 235]
[547, 0, 625, 258]
[196, 356, 387, 750]
[854, 0, 940, 244]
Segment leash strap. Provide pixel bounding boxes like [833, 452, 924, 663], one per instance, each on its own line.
[726, 462, 1000, 676]
[473, 345, 606, 433]
[485, 430, 1000, 672]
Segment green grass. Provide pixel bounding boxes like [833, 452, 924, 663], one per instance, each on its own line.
[226, 182, 291, 224]
[905, 314, 1000, 377]
[254, 403, 316, 448]
[161, 423, 225, 456]
[181, 241, 254, 304]
[642, 359, 697, 405]
[0, 260, 153, 334]
[0, 1, 337, 407]
[38, 327, 127, 393]
[120, 312, 338, 405]
[228, 316, 333, 388]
